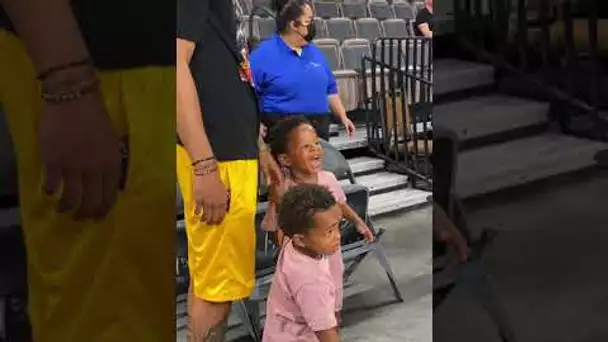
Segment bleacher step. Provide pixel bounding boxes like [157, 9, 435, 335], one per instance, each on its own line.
[457, 133, 608, 198]
[342, 171, 408, 194]
[434, 59, 494, 96]
[347, 156, 385, 175]
[434, 95, 549, 142]
[330, 128, 368, 150]
[368, 187, 431, 217]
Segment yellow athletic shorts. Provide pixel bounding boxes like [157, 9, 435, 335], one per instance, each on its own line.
[0, 30, 175, 342]
[176, 145, 257, 302]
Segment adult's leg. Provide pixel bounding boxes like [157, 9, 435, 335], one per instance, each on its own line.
[306, 114, 331, 141]
[177, 148, 258, 341]
[0, 30, 176, 342]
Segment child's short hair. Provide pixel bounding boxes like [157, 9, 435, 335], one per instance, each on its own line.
[278, 184, 337, 237]
[269, 116, 312, 159]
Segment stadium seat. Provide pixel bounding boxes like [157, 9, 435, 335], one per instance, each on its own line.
[313, 17, 329, 39]
[341, 38, 372, 71]
[237, 0, 252, 15]
[393, 2, 416, 22]
[354, 17, 383, 42]
[313, 1, 340, 18]
[255, 16, 276, 41]
[314, 38, 342, 71]
[340, 1, 368, 19]
[368, 2, 396, 21]
[326, 17, 356, 44]
[320, 139, 356, 182]
[382, 18, 410, 38]
[252, 0, 274, 13]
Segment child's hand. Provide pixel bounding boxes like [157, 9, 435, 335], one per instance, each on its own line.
[355, 222, 375, 243]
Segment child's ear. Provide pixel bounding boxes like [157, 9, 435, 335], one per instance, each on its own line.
[278, 153, 291, 167]
[292, 234, 307, 249]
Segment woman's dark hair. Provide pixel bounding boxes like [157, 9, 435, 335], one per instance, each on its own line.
[268, 116, 312, 159]
[273, 0, 311, 33]
[278, 184, 337, 237]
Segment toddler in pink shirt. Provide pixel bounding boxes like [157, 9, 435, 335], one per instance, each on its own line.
[261, 117, 374, 341]
[263, 184, 344, 342]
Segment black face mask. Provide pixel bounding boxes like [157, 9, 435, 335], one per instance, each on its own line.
[303, 22, 316, 42]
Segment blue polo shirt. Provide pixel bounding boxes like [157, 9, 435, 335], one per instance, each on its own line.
[250, 34, 338, 116]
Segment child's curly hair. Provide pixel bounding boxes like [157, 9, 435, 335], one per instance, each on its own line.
[268, 116, 313, 160]
[278, 183, 336, 237]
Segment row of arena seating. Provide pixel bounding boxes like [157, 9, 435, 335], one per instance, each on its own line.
[239, 0, 419, 21]
[248, 16, 414, 43]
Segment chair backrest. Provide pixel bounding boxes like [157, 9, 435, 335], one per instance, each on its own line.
[256, 16, 277, 40]
[354, 18, 382, 42]
[314, 38, 341, 71]
[382, 18, 409, 38]
[313, 17, 329, 39]
[237, 0, 252, 15]
[320, 139, 354, 182]
[313, 1, 340, 18]
[368, 2, 396, 21]
[341, 183, 369, 245]
[340, 2, 368, 19]
[393, 3, 416, 21]
[326, 17, 356, 44]
[341, 38, 372, 71]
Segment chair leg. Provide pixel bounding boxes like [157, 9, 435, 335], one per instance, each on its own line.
[371, 243, 404, 302]
[235, 300, 261, 342]
[461, 262, 518, 342]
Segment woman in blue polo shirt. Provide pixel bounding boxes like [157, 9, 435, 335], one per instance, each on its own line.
[249, 0, 355, 141]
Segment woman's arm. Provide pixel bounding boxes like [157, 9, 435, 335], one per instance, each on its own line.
[418, 23, 433, 38]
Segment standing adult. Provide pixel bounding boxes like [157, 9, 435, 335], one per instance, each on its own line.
[414, 0, 434, 37]
[0, 0, 175, 341]
[177, 0, 282, 341]
[249, 0, 356, 142]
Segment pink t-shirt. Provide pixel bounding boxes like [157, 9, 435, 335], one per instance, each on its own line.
[262, 171, 346, 341]
[262, 240, 338, 342]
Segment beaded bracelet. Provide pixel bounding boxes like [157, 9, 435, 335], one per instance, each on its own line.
[194, 164, 218, 177]
[36, 58, 93, 81]
[41, 77, 100, 104]
[191, 156, 215, 167]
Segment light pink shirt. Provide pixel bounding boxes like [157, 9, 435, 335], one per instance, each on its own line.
[262, 171, 346, 341]
[263, 240, 338, 342]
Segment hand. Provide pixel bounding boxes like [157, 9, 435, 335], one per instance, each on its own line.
[193, 166, 230, 225]
[355, 222, 375, 243]
[260, 122, 268, 139]
[259, 150, 283, 187]
[437, 221, 469, 264]
[341, 117, 356, 137]
[39, 83, 122, 220]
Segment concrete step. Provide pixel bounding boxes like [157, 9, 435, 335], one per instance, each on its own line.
[457, 133, 608, 198]
[434, 95, 549, 141]
[347, 156, 385, 175]
[434, 59, 494, 95]
[341, 171, 409, 195]
[368, 187, 430, 217]
[330, 128, 368, 150]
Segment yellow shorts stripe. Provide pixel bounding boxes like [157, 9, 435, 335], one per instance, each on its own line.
[176, 145, 258, 302]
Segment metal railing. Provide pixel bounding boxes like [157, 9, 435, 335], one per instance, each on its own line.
[454, 0, 606, 140]
[361, 37, 433, 189]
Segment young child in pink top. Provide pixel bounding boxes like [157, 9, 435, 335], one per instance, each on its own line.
[262, 117, 374, 341]
[263, 184, 345, 342]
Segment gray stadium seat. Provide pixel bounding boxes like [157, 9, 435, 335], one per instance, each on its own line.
[313, 17, 329, 39]
[368, 2, 396, 21]
[340, 2, 368, 19]
[313, 1, 340, 18]
[314, 38, 342, 71]
[393, 2, 416, 21]
[341, 38, 372, 71]
[252, 0, 273, 13]
[326, 17, 356, 44]
[255, 16, 276, 41]
[382, 18, 409, 38]
[237, 0, 252, 15]
[354, 18, 383, 42]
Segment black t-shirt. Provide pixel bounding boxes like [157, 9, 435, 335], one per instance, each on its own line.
[177, 0, 259, 162]
[414, 7, 433, 37]
[0, 1, 174, 70]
